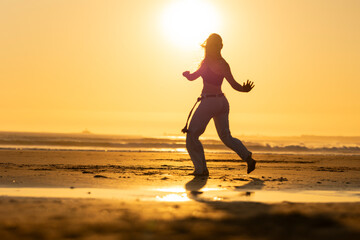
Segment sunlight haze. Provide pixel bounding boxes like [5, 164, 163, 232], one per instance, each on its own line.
[1, 0, 359, 136]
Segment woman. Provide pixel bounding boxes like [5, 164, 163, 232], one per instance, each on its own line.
[182, 33, 256, 176]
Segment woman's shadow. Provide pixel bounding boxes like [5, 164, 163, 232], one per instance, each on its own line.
[185, 175, 209, 199]
[184, 176, 265, 201]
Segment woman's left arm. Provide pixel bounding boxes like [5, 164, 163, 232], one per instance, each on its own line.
[223, 62, 254, 92]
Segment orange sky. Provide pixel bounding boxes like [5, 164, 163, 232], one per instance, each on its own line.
[1, 0, 359, 136]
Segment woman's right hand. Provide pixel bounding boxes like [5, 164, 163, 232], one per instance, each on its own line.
[183, 71, 190, 79]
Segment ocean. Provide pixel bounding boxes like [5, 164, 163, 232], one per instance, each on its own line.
[0, 131, 360, 155]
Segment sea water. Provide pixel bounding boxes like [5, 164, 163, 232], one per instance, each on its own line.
[1, 131, 360, 155]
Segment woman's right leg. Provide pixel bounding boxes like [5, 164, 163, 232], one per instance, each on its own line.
[186, 102, 212, 175]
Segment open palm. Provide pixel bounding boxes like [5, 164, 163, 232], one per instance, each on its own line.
[242, 80, 255, 92]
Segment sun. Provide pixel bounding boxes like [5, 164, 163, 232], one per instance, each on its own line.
[161, 0, 221, 48]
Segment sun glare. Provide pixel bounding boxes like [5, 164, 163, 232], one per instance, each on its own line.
[161, 0, 221, 48]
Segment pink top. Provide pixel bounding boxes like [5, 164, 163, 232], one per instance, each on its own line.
[200, 63, 224, 86]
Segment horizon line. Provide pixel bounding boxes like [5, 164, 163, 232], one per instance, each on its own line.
[1, 130, 360, 139]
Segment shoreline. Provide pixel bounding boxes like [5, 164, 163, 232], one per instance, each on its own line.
[1, 149, 359, 191]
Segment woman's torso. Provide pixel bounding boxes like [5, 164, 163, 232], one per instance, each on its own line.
[200, 58, 226, 94]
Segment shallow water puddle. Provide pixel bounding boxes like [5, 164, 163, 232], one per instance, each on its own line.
[188, 189, 360, 203]
[0, 187, 359, 203]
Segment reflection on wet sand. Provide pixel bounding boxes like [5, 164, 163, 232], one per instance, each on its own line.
[182, 176, 360, 203]
[156, 193, 189, 202]
[0, 185, 359, 203]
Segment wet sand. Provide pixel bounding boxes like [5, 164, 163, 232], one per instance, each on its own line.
[0, 150, 360, 239]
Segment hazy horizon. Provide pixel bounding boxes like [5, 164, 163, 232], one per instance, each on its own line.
[2, 129, 360, 139]
[1, 130, 360, 156]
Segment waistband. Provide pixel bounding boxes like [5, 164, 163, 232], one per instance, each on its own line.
[201, 93, 225, 98]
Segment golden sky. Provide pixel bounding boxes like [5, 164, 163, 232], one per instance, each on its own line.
[1, 0, 359, 136]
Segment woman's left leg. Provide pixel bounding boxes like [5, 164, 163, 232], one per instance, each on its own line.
[214, 112, 252, 161]
[213, 98, 255, 173]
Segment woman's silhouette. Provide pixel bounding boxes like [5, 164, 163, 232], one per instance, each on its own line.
[182, 33, 256, 176]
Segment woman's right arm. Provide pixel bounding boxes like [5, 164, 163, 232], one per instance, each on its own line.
[183, 65, 203, 81]
[223, 62, 254, 92]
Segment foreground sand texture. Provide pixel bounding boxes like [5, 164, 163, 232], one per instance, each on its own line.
[0, 150, 360, 239]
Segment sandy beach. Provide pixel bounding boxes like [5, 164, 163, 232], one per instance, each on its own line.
[0, 149, 360, 239]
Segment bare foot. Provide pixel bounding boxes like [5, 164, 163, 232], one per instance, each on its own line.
[189, 169, 209, 176]
[246, 154, 256, 174]
[247, 159, 256, 174]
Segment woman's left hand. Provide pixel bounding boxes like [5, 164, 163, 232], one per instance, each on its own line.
[242, 80, 255, 92]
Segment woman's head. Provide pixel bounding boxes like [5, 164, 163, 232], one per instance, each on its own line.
[202, 33, 223, 60]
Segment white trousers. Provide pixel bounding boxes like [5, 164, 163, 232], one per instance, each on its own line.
[186, 96, 252, 174]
